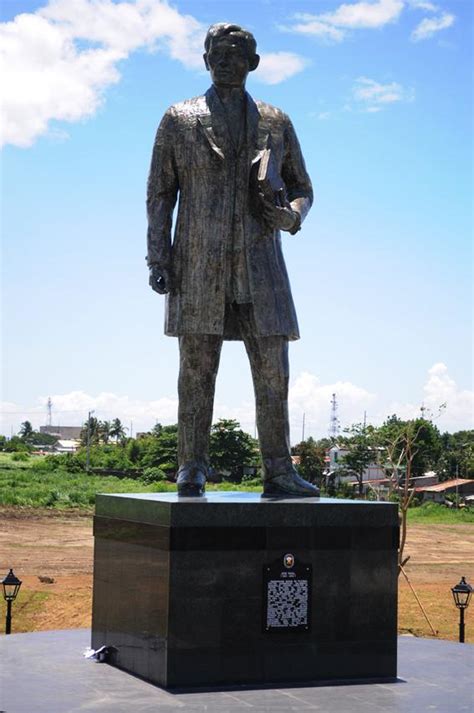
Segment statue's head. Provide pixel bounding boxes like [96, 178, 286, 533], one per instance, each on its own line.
[203, 23, 260, 88]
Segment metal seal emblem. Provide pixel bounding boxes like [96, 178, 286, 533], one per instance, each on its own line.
[283, 553, 294, 569]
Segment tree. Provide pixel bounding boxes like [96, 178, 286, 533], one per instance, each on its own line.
[140, 424, 179, 475]
[209, 419, 259, 481]
[292, 437, 329, 484]
[437, 430, 474, 480]
[99, 420, 111, 444]
[19, 421, 34, 440]
[110, 418, 127, 443]
[377, 415, 442, 479]
[151, 422, 163, 437]
[339, 424, 376, 496]
[79, 416, 100, 447]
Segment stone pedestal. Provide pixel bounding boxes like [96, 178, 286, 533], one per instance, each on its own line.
[91, 493, 398, 687]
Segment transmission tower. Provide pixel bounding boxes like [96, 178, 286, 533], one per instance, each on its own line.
[329, 393, 340, 439]
[47, 397, 52, 426]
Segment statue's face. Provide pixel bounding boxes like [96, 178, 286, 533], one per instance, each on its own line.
[204, 36, 257, 88]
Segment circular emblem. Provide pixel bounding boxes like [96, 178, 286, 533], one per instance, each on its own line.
[283, 553, 294, 569]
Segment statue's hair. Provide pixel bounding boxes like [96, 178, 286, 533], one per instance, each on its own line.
[204, 23, 257, 58]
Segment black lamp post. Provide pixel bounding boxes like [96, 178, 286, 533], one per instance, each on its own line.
[451, 576, 472, 643]
[2, 568, 22, 635]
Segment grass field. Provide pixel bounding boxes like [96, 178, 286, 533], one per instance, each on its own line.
[0, 453, 262, 509]
[1, 454, 473, 523]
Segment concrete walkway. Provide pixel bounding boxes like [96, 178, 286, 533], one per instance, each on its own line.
[0, 629, 472, 712]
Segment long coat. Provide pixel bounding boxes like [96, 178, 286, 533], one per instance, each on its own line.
[146, 86, 313, 340]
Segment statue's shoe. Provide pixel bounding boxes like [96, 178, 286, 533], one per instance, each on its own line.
[176, 462, 207, 497]
[263, 471, 319, 498]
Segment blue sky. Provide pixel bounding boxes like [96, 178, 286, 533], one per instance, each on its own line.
[1, 0, 472, 440]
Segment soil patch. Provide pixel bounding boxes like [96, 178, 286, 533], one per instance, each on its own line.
[1, 508, 473, 641]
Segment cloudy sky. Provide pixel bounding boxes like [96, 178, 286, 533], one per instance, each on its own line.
[1, 0, 472, 441]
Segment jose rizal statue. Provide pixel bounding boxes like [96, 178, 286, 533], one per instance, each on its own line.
[147, 22, 319, 498]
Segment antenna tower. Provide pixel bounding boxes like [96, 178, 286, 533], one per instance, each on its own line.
[47, 397, 52, 426]
[329, 393, 340, 439]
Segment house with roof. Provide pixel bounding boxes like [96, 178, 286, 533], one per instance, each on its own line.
[415, 478, 474, 504]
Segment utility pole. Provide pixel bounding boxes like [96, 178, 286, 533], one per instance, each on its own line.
[329, 393, 340, 439]
[302, 412, 306, 442]
[86, 410, 95, 472]
[130, 421, 133, 439]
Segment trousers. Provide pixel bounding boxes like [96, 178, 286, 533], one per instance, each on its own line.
[177, 303, 291, 473]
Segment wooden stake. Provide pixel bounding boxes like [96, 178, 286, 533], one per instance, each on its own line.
[399, 564, 438, 637]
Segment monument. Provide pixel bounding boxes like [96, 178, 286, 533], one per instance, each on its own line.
[146, 22, 317, 497]
[91, 23, 398, 689]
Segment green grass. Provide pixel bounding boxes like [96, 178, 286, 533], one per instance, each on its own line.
[0, 461, 260, 510]
[0, 466, 174, 508]
[0, 452, 38, 468]
[406, 501, 474, 524]
[0, 457, 472, 520]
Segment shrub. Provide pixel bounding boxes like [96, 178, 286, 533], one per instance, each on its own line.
[11, 452, 29, 462]
[141, 467, 168, 484]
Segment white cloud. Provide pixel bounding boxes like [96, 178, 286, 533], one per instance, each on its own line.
[352, 76, 415, 111]
[411, 12, 455, 41]
[1, 365, 471, 442]
[423, 363, 473, 425]
[319, 0, 404, 28]
[407, 0, 438, 11]
[289, 372, 376, 439]
[287, 0, 404, 42]
[288, 15, 346, 42]
[255, 51, 308, 85]
[1, 2, 306, 149]
[0, 0, 204, 148]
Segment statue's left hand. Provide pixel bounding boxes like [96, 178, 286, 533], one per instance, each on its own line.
[149, 265, 172, 294]
[260, 195, 299, 232]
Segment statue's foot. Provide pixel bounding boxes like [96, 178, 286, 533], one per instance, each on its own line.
[262, 457, 319, 498]
[177, 461, 207, 497]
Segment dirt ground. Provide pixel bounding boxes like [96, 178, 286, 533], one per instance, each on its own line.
[0, 507, 473, 641]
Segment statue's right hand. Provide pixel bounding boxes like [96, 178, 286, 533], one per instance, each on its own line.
[149, 265, 171, 295]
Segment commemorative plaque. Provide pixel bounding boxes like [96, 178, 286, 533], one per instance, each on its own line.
[263, 553, 312, 632]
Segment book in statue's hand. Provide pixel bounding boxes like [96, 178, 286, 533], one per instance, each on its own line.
[255, 147, 285, 206]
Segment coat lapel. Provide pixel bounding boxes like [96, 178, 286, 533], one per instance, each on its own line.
[246, 92, 270, 167]
[197, 87, 270, 164]
[197, 87, 229, 160]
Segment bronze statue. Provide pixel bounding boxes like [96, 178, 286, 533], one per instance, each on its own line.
[147, 22, 318, 498]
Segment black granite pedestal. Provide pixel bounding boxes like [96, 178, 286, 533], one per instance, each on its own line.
[91, 493, 398, 687]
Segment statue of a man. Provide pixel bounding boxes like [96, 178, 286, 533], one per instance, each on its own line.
[147, 22, 318, 498]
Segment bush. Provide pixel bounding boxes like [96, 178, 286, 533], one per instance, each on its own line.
[11, 452, 30, 462]
[141, 467, 168, 484]
[240, 476, 261, 487]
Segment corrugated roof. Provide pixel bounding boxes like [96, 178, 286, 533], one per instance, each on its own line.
[415, 479, 474, 493]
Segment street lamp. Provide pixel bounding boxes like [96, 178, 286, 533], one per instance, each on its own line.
[2, 569, 22, 635]
[451, 576, 472, 643]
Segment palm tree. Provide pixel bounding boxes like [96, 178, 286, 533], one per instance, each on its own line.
[99, 420, 111, 444]
[110, 418, 127, 443]
[80, 416, 100, 447]
[19, 421, 34, 440]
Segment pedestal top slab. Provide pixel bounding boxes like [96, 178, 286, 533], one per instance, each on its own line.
[95, 492, 398, 528]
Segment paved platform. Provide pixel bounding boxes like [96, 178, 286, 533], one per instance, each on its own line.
[0, 629, 472, 712]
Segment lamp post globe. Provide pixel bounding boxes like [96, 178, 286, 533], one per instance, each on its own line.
[2, 568, 22, 635]
[451, 576, 472, 643]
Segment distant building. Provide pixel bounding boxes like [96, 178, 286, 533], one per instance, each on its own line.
[54, 439, 79, 453]
[325, 445, 386, 487]
[40, 425, 82, 440]
[415, 479, 474, 503]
